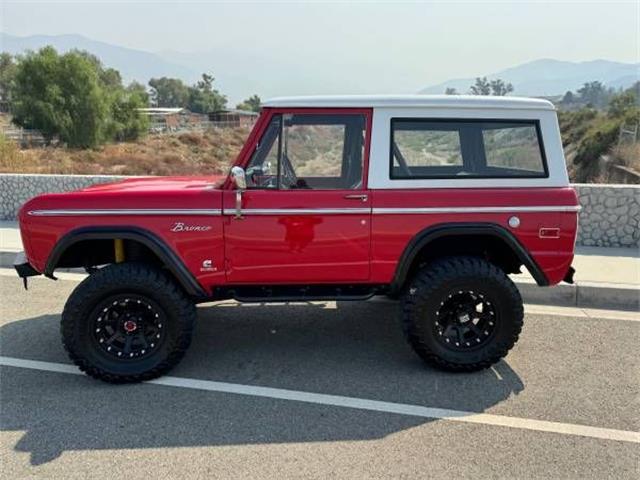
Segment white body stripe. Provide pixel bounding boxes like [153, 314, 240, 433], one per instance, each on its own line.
[222, 208, 371, 215]
[28, 205, 579, 217]
[372, 205, 581, 214]
[28, 209, 223, 216]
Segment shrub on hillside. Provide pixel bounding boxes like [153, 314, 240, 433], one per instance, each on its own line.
[0, 133, 20, 170]
[572, 118, 621, 182]
[0, 128, 250, 175]
[559, 83, 639, 183]
[612, 143, 640, 172]
[178, 132, 207, 146]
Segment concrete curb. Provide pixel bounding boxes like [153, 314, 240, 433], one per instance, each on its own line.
[513, 279, 638, 312]
[1, 250, 638, 312]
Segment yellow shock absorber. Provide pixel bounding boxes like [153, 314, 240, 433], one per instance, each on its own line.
[114, 239, 125, 263]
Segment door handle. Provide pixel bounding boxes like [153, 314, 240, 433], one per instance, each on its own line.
[344, 194, 368, 202]
[234, 190, 243, 219]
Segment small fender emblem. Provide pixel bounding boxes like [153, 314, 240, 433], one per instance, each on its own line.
[201, 259, 216, 272]
[171, 222, 212, 232]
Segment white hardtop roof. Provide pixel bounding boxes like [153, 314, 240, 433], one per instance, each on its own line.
[262, 95, 555, 111]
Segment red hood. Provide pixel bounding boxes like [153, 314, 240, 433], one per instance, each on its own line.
[79, 175, 226, 193]
[19, 175, 226, 219]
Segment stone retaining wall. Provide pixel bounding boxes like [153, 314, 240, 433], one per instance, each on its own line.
[0, 174, 131, 221]
[1, 174, 638, 248]
[574, 184, 639, 248]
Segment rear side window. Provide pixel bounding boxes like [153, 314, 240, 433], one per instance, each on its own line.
[390, 119, 547, 179]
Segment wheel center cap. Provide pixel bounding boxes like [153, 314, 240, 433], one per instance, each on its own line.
[123, 320, 137, 333]
[458, 313, 470, 323]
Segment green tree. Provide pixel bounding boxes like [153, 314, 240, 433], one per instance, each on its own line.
[444, 87, 458, 95]
[0, 53, 16, 109]
[489, 79, 514, 96]
[126, 81, 150, 106]
[469, 77, 491, 95]
[236, 94, 261, 112]
[105, 82, 149, 141]
[562, 91, 575, 104]
[148, 77, 190, 108]
[11, 47, 108, 147]
[607, 84, 639, 118]
[11, 47, 148, 147]
[187, 73, 227, 113]
[577, 81, 611, 108]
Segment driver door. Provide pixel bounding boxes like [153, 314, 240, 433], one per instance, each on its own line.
[223, 110, 372, 284]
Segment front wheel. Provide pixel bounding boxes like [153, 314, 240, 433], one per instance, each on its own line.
[401, 256, 524, 372]
[61, 263, 196, 383]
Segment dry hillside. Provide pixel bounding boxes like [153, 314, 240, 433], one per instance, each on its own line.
[0, 128, 251, 176]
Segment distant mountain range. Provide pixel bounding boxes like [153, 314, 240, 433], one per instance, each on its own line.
[419, 59, 638, 96]
[2, 33, 638, 102]
[0, 33, 199, 84]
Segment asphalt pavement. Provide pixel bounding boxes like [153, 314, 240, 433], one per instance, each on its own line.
[0, 271, 638, 479]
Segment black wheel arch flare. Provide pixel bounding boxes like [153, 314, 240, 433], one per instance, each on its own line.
[389, 222, 549, 294]
[45, 226, 207, 299]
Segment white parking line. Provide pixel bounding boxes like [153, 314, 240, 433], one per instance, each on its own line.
[1, 355, 638, 445]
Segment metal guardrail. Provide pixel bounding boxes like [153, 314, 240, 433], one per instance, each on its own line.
[2, 120, 256, 146]
[618, 123, 638, 146]
[2, 128, 46, 148]
[148, 120, 256, 134]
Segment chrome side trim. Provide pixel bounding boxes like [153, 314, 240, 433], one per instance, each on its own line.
[372, 205, 581, 214]
[222, 208, 371, 216]
[28, 205, 581, 217]
[28, 209, 223, 216]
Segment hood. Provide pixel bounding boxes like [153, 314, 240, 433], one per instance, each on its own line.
[79, 175, 226, 193]
[20, 175, 226, 217]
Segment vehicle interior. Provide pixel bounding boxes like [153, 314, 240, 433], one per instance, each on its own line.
[246, 113, 366, 190]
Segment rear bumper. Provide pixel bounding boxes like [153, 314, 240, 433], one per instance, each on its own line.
[563, 266, 576, 284]
[13, 251, 41, 279]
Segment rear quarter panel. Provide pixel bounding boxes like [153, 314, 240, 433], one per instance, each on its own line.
[370, 187, 579, 285]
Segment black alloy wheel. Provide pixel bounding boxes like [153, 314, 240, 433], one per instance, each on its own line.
[433, 290, 498, 350]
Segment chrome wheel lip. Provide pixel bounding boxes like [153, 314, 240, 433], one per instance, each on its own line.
[89, 294, 166, 361]
[433, 289, 498, 351]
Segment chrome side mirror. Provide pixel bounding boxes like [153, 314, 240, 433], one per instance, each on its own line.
[230, 166, 246, 219]
[231, 166, 247, 190]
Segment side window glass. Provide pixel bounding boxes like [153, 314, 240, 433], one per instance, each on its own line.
[246, 116, 281, 189]
[391, 119, 547, 179]
[393, 128, 463, 168]
[280, 114, 365, 190]
[482, 123, 545, 174]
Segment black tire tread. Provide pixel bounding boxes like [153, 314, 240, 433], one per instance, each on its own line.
[401, 256, 523, 372]
[61, 263, 196, 383]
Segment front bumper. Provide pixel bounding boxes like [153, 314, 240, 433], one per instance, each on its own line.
[14, 251, 41, 288]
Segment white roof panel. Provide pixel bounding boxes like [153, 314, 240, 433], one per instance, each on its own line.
[262, 95, 555, 111]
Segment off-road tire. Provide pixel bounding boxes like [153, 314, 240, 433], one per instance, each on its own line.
[401, 256, 523, 372]
[61, 263, 196, 383]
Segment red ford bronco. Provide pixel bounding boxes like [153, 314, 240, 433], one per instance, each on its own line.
[14, 95, 579, 383]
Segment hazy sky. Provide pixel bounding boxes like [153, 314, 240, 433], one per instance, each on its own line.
[1, 0, 638, 99]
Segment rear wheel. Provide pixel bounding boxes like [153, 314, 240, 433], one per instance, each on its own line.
[61, 263, 196, 383]
[401, 256, 523, 372]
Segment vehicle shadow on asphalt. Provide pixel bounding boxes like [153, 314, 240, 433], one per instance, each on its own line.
[0, 301, 525, 465]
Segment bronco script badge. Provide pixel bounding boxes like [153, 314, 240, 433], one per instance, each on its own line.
[171, 222, 212, 232]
